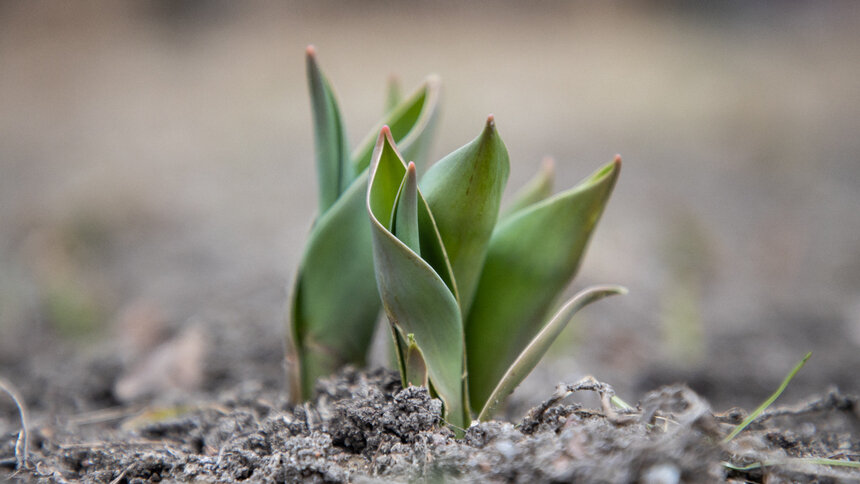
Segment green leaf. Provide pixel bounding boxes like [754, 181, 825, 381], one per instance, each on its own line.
[477, 285, 627, 421]
[385, 76, 402, 114]
[352, 76, 441, 175]
[466, 157, 621, 412]
[306, 46, 351, 214]
[289, 171, 378, 401]
[500, 156, 554, 221]
[290, 67, 442, 402]
[722, 351, 812, 443]
[391, 162, 420, 254]
[367, 127, 468, 430]
[404, 333, 429, 387]
[420, 115, 510, 313]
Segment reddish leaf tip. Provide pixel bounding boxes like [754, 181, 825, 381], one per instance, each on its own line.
[486, 114, 495, 126]
[306, 45, 316, 57]
[407, 161, 416, 172]
[540, 156, 555, 171]
[613, 154, 622, 166]
[381, 125, 392, 136]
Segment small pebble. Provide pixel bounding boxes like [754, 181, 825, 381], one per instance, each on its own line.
[641, 463, 680, 484]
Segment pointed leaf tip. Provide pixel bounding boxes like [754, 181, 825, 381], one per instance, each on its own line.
[381, 125, 392, 137]
[407, 161, 416, 172]
[486, 114, 495, 127]
[306, 45, 316, 57]
[614, 154, 622, 165]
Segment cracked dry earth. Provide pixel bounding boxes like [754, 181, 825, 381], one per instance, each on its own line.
[2, 367, 859, 483]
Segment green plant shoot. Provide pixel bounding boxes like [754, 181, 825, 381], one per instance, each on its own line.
[367, 124, 623, 430]
[288, 47, 441, 401]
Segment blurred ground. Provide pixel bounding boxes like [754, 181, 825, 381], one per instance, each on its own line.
[1, 1, 859, 414]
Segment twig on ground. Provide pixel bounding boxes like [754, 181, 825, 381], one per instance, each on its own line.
[0, 377, 29, 470]
[526, 375, 638, 426]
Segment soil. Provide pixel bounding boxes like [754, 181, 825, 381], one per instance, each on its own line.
[1, 352, 859, 482]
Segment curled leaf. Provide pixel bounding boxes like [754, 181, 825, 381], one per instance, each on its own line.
[367, 127, 468, 430]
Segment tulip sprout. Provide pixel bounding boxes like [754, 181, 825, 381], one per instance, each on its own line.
[289, 48, 625, 431]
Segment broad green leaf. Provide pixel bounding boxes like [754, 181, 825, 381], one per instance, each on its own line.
[367, 128, 468, 430]
[306, 46, 351, 214]
[385, 76, 402, 114]
[352, 76, 441, 175]
[477, 285, 627, 421]
[289, 171, 378, 401]
[420, 116, 510, 314]
[500, 156, 554, 221]
[466, 157, 621, 412]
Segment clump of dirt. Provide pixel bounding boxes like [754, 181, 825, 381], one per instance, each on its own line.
[2, 366, 858, 482]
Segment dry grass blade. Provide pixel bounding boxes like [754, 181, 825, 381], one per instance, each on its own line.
[722, 457, 860, 471]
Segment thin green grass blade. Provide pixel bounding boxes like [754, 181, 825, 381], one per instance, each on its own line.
[721, 351, 812, 443]
[500, 156, 554, 221]
[419, 115, 510, 314]
[477, 285, 627, 421]
[466, 157, 621, 412]
[367, 128, 468, 430]
[352, 76, 441, 174]
[306, 46, 351, 213]
[610, 395, 635, 411]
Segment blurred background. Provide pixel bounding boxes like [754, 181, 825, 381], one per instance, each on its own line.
[1, 1, 859, 413]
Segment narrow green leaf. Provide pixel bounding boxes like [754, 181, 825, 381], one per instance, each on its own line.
[420, 115, 510, 313]
[477, 286, 627, 421]
[306, 46, 351, 214]
[391, 162, 420, 255]
[385, 75, 402, 114]
[352, 76, 441, 175]
[289, 171, 378, 401]
[367, 127, 468, 430]
[722, 352, 812, 443]
[500, 156, 555, 221]
[466, 157, 621, 412]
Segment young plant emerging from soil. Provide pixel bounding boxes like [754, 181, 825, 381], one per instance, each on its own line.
[289, 47, 441, 401]
[289, 47, 624, 431]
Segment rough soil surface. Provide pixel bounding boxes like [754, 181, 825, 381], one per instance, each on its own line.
[2, 366, 858, 483]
